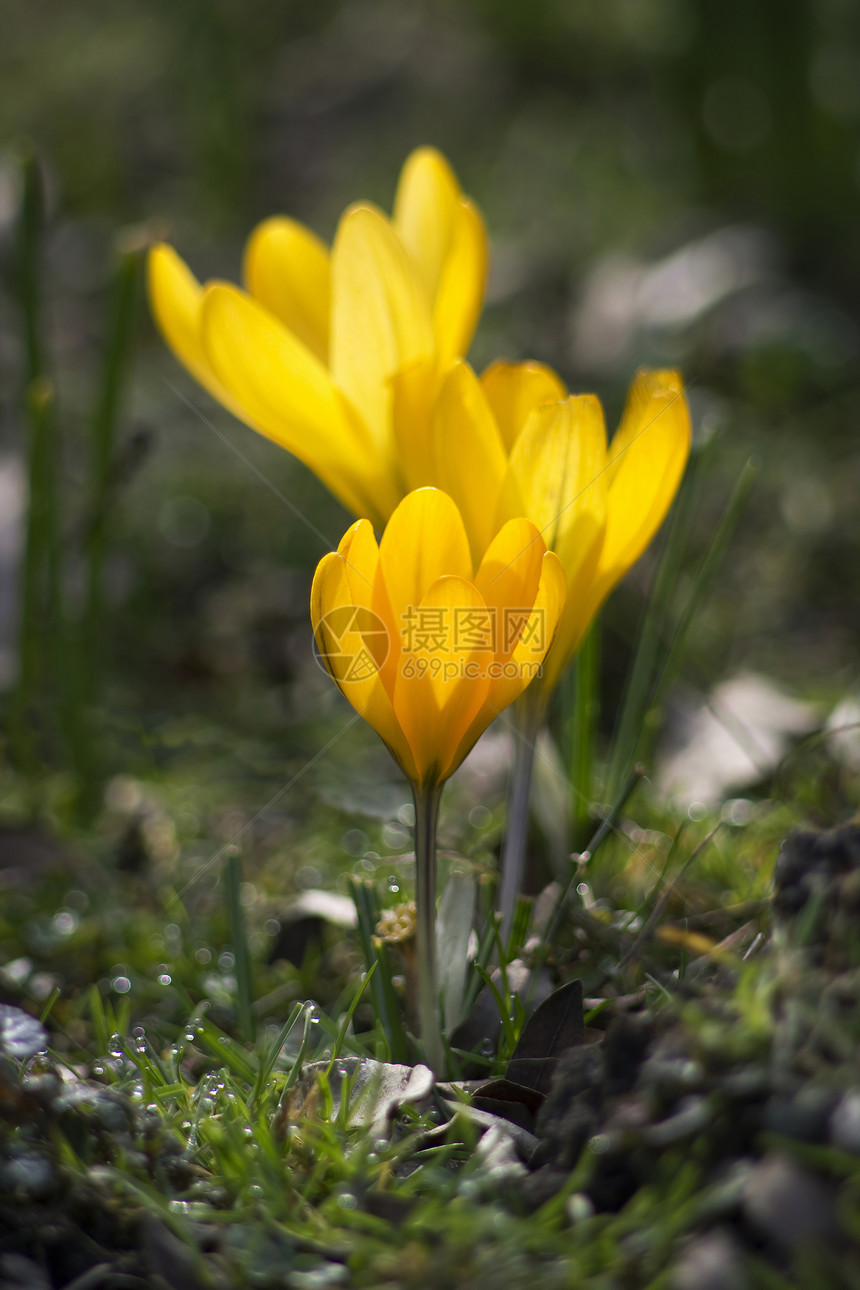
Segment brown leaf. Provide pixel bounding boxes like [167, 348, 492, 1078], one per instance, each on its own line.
[505, 979, 585, 1094]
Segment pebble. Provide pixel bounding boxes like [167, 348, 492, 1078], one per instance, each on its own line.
[672, 1228, 749, 1290]
[829, 1091, 860, 1153]
[742, 1153, 834, 1251]
[644, 1095, 712, 1146]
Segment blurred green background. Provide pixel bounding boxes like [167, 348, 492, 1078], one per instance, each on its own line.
[2, 0, 860, 880]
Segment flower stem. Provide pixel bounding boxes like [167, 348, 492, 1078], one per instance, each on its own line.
[499, 694, 544, 942]
[412, 781, 444, 1075]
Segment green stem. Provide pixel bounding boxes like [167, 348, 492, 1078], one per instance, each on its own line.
[15, 145, 43, 383]
[10, 148, 47, 778]
[12, 379, 53, 778]
[84, 234, 145, 704]
[570, 619, 600, 845]
[412, 781, 444, 1075]
[498, 693, 544, 941]
[10, 149, 70, 788]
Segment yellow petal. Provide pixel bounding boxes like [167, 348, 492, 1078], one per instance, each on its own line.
[431, 362, 508, 561]
[378, 488, 473, 639]
[538, 371, 690, 696]
[337, 518, 398, 691]
[393, 147, 463, 304]
[474, 518, 546, 647]
[330, 204, 434, 451]
[337, 518, 381, 618]
[449, 549, 567, 769]
[495, 395, 610, 693]
[242, 216, 330, 364]
[311, 551, 364, 694]
[491, 548, 567, 709]
[481, 360, 567, 453]
[543, 373, 690, 694]
[433, 200, 488, 364]
[596, 370, 691, 594]
[391, 357, 440, 492]
[393, 148, 487, 365]
[535, 568, 600, 696]
[148, 244, 237, 411]
[498, 394, 608, 572]
[311, 550, 416, 780]
[392, 575, 492, 785]
[201, 283, 396, 521]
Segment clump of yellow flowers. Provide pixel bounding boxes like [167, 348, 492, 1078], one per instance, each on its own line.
[149, 148, 486, 525]
[149, 147, 690, 1071]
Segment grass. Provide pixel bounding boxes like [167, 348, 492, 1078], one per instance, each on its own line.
[5, 40, 860, 1283]
[3, 725, 860, 1287]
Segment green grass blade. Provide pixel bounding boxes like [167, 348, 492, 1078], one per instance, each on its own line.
[12, 379, 53, 778]
[651, 456, 759, 721]
[608, 452, 758, 794]
[568, 618, 601, 844]
[607, 439, 707, 801]
[326, 961, 377, 1073]
[250, 1002, 305, 1107]
[83, 231, 146, 704]
[196, 1018, 258, 1082]
[225, 849, 255, 1044]
[538, 764, 644, 957]
[10, 147, 50, 778]
[88, 983, 111, 1054]
[8, 144, 93, 810]
[506, 893, 532, 961]
[13, 143, 44, 383]
[347, 878, 391, 1049]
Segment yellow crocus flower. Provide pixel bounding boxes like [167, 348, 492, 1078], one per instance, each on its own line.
[311, 486, 565, 1072]
[426, 361, 692, 698]
[148, 148, 487, 527]
[310, 488, 567, 788]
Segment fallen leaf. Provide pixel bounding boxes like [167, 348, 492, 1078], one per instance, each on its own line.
[505, 980, 586, 1094]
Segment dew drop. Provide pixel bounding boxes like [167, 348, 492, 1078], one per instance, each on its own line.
[52, 910, 78, 936]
